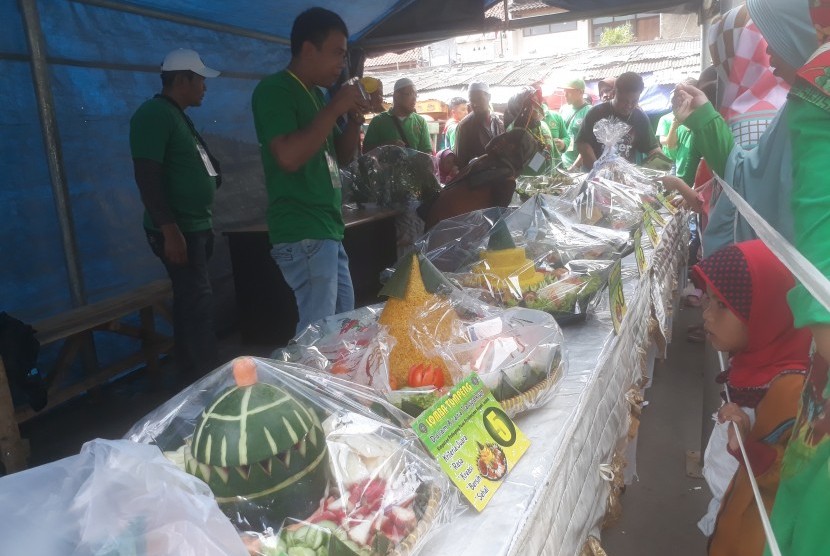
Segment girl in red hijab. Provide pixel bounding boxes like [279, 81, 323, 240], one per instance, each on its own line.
[693, 240, 812, 555]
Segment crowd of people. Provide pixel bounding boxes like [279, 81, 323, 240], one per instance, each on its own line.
[128, 1, 830, 553]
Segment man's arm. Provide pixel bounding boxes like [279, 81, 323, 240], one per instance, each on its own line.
[576, 141, 597, 170]
[418, 116, 433, 154]
[335, 114, 363, 165]
[454, 121, 471, 166]
[132, 158, 188, 265]
[255, 83, 365, 173]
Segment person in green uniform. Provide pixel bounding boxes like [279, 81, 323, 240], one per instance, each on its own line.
[770, 2, 830, 551]
[251, 8, 368, 334]
[534, 85, 567, 168]
[443, 97, 467, 150]
[655, 112, 679, 160]
[559, 78, 591, 171]
[130, 48, 221, 379]
[362, 78, 432, 153]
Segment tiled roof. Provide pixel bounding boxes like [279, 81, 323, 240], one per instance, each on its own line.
[510, 1, 563, 15]
[365, 48, 423, 68]
[368, 37, 701, 96]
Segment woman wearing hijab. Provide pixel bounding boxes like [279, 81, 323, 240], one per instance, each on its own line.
[692, 240, 812, 556]
[504, 86, 556, 176]
[767, 3, 830, 554]
[672, 0, 818, 257]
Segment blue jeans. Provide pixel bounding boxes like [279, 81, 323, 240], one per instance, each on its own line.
[270, 239, 354, 334]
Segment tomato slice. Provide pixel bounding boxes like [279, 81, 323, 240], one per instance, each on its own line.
[407, 363, 445, 388]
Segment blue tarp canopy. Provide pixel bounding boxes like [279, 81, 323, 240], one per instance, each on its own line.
[1, 0, 697, 324]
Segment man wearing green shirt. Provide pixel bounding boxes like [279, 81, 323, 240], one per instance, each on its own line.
[363, 78, 432, 153]
[251, 8, 367, 333]
[130, 48, 221, 379]
[443, 97, 467, 150]
[559, 78, 591, 171]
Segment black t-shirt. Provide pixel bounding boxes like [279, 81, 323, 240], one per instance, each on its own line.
[575, 102, 658, 162]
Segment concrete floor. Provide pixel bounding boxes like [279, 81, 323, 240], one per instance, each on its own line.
[15, 308, 715, 555]
[603, 306, 712, 555]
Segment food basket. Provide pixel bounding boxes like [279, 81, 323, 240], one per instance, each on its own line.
[126, 357, 461, 556]
[341, 146, 441, 209]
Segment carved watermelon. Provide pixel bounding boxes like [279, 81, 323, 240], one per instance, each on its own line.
[184, 358, 328, 528]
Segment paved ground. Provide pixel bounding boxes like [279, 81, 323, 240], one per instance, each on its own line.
[603, 306, 712, 555]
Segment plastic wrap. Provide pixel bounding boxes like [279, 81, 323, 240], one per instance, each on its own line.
[277, 253, 566, 418]
[587, 118, 665, 195]
[0, 439, 248, 556]
[126, 357, 461, 556]
[556, 177, 646, 231]
[341, 146, 441, 209]
[514, 170, 583, 202]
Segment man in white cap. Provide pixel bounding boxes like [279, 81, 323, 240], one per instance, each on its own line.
[454, 81, 505, 167]
[362, 77, 432, 153]
[129, 48, 221, 380]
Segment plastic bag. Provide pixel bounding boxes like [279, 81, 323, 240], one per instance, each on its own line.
[556, 177, 645, 231]
[341, 146, 441, 209]
[588, 118, 664, 195]
[514, 169, 584, 202]
[0, 439, 248, 556]
[126, 357, 461, 556]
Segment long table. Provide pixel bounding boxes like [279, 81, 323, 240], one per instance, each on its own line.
[419, 211, 689, 555]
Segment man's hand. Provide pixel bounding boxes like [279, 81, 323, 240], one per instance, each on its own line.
[161, 224, 188, 265]
[718, 403, 752, 453]
[331, 84, 370, 117]
[672, 84, 709, 124]
[658, 175, 684, 193]
[553, 138, 566, 151]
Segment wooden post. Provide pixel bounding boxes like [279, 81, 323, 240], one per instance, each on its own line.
[0, 359, 29, 474]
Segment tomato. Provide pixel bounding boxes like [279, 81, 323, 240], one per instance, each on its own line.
[330, 360, 351, 375]
[407, 363, 445, 389]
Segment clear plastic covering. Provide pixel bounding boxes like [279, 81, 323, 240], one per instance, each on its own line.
[126, 357, 461, 556]
[276, 286, 566, 419]
[341, 146, 441, 209]
[587, 118, 666, 195]
[556, 177, 646, 231]
[514, 170, 584, 202]
[0, 439, 249, 556]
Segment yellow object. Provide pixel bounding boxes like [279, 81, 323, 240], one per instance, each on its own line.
[360, 76, 380, 94]
[379, 255, 457, 389]
[471, 247, 545, 292]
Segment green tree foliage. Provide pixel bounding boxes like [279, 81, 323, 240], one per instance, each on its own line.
[599, 24, 635, 46]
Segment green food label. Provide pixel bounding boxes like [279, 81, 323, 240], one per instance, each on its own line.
[643, 203, 667, 227]
[412, 374, 529, 511]
[644, 211, 661, 248]
[608, 259, 626, 335]
[634, 226, 647, 276]
[655, 192, 678, 214]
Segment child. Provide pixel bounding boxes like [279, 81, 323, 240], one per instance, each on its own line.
[693, 240, 812, 555]
[437, 148, 459, 184]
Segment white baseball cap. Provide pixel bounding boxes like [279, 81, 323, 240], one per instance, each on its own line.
[161, 49, 220, 78]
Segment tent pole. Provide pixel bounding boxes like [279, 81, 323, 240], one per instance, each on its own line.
[19, 0, 86, 307]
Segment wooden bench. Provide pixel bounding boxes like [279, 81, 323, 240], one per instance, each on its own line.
[0, 280, 174, 472]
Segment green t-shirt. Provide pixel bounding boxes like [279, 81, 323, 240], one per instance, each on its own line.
[656, 112, 677, 160]
[445, 119, 459, 150]
[251, 70, 344, 245]
[363, 110, 432, 154]
[129, 97, 217, 232]
[561, 103, 591, 168]
[674, 125, 700, 186]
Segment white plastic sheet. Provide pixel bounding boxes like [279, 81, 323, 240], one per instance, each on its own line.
[0, 439, 247, 556]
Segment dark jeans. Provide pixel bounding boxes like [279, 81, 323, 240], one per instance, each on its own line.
[146, 229, 217, 377]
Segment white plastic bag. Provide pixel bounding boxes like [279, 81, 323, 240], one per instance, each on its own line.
[0, 439, 247, 556]
[698, 407, 756, 536]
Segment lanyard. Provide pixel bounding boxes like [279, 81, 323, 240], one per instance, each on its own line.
[285, 69, 333, 155]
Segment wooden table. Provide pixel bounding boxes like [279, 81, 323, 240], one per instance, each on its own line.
[222, 206, 401, 346]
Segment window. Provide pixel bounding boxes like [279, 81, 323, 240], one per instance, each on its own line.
[521, 20, 578, 37]
[591, 13, 659, 44]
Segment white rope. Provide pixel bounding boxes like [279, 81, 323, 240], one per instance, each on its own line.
[715, 176, 830, 313]
[716, 352, 783, 556]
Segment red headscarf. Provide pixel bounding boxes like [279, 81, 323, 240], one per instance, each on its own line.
[692, 240, 812, 390]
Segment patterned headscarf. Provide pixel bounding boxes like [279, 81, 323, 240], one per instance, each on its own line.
[708, 5, 790, 146]
[692, 240, 812, 394]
